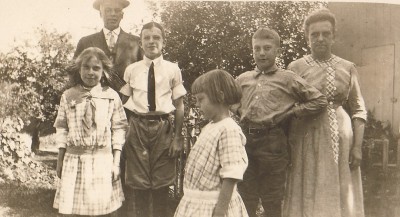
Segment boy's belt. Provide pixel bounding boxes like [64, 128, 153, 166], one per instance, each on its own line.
[129, 111, 170, 121]
[246, 127, 269, 135]
[242, 123, 278, 136]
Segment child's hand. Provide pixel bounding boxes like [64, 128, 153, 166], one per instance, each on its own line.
[168, 137, 183, 158]
[56, 161, 63, 178]
[56, 148, 66, 178]
[112, 165, 121, 182]
[273, 109, 294, 125]
[212, 207, 225, 217]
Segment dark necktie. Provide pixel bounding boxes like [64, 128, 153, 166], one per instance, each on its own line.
[148, 62, 156, 111]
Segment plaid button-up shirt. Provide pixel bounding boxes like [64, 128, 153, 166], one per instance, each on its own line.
[233, 64, 327, 126]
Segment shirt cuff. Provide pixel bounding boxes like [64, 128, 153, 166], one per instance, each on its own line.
[123, 97, 135, 112]
[292, 106, 301, 118]
[220, 164, 247, 180]
[172, 84, 187, 100]
[352, 113, 367, 122]
[119, 84, 132, 96]
[111, 129, 126, 151]
[55, 128, 68, 149]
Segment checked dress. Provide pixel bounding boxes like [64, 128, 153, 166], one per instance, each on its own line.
[174, 117, 249, 217]
[53, 84, 128, 215]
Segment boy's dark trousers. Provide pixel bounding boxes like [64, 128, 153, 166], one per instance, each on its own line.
[238, 126, 289, 217]
[134, 187, 171, 217]
[124, 114, 175, 217]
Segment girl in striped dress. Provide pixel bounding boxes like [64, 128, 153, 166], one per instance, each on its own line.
[174, 69, 249, 217]
[53, 47, 128, 216]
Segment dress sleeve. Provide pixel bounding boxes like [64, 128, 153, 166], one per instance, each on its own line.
[290, 74, 328, 117]
[218, 127, 248, 180]
[171, 65, 187, 100]
[54, 94, 68, 149]
[347, 65, 367, 121]
[111, 94, 128, 151]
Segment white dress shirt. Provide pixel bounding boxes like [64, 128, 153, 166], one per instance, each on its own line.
[103, 27, 121, 48]
[120, 55, 187, 114]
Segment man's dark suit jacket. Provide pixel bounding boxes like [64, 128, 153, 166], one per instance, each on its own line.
[73, 29, 142, 91]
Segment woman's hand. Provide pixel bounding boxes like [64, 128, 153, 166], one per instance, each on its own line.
[349, 147, 362, 170]
[350, 118, 365, 170]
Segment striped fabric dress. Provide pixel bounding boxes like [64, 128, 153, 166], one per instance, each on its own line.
[53, 84, 128, 215]
[174, 117, 249, 217]
[284, 55, 367, 217]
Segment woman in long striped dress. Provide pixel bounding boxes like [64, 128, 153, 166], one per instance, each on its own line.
[283, 8, 367, 217]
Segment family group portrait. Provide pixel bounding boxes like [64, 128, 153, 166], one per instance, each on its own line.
[0, 0, 399, 216]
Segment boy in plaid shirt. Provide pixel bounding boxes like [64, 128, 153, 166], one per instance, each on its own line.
[233, 27, 327, 217]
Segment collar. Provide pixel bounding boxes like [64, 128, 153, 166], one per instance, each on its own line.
[103, 27, 121, 37]
[255, 64, 278, 76]
[66, 84, 114, 106]
[144, 55, 163, 67]
[304, 54, 340, 67]
[81, 83, 102, 94]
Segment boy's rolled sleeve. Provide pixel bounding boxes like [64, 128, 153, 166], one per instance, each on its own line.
[120, 65, 134, 97]
[171, 66, 187, 100]
[291, 75, 328, 117]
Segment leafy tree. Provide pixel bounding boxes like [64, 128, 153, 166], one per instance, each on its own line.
[158, 1, 326, 89]
[0, 28, 74, 152]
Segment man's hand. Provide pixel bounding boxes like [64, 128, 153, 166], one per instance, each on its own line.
[168, 136, 183, 158]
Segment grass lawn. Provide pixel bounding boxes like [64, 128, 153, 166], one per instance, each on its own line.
[1, 134, 399, 217]
[0, 148, 58, 217]
[0, 183, 57, 217]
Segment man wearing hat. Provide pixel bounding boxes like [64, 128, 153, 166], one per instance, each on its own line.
[72, 1, 142, 216]
[74, 0, 142, 93]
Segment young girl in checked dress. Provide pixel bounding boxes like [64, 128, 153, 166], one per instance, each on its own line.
[53, 47, 128, 216]
[174, 69, 249, 217]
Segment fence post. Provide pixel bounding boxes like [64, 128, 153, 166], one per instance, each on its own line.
[382, 139, 389, 173]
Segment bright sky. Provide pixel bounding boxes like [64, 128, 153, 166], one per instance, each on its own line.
[0, 0, 155, 53]
[0, 0, 399, 53]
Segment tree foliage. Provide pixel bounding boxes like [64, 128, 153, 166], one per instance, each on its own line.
[0, 28, 73, 124]
[158, 1, 326, 89]
[0, 28, 74, 151]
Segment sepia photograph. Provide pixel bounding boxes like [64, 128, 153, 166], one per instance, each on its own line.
[0, 0, 399, 216]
